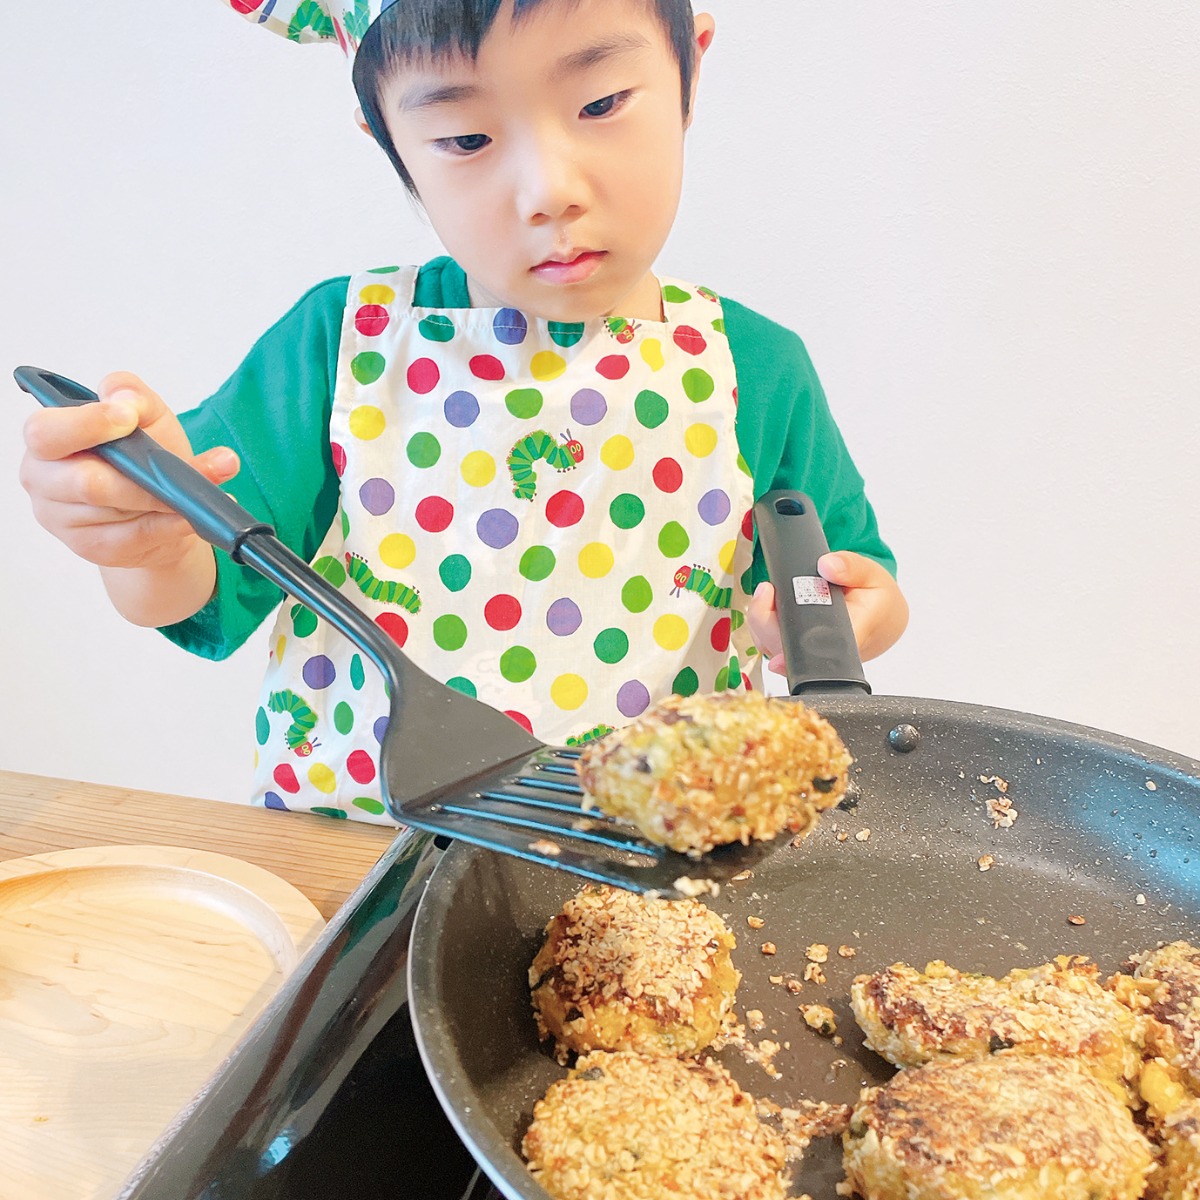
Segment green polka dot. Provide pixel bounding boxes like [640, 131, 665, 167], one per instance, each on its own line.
[730, 610, 746, 631]
[313, 554, 347, 589]
[407, 432, 441, 468]
[351, 352, 386, 385]
[610, 494, 645, 530]
[290, 603, 317, 639]
[715, 666, 730, 692]
[658, 521, 690, 557]
[500, 646, 537, 683]
[447, 676, 477, 698]
[505, 388, 543, 419]
[418, 314, 455, 343]
[662, 285, 692, 304]
[433, 615, 468, 651]
[333, 702, 355, 735]
[369, 265, 400, 274]
[634, 389, 669, 430]
[312, 807, 348, 820]
[711, 318, 726, 335]
[352, 797, 386, 816]
[350, 654, 366, 690]
[737, 452, 752, 477]
[520, 545, 556, 582]
[698, 286, 718, 302]
[740, 567, 756, 596]
[729, 655, 741, 684]
[548, 321, 585, 348]
[341, 510, 350, 538]
[673, 667, 699, 697]
[594, 628, 629, 665]
[255, 707, 270, 746]
[440, 554, 472, 592]
[622, 575, 653, 613]
[682, 368, 715, 403]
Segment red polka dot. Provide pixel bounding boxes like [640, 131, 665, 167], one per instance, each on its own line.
[652, 458, 683, 493]
[674, 326, 707, 355]
[331, 442, 347, 477]
[545, 490, 585, 528]
[596, 355, 630, 380]
[272, 763, 301, 794]
[505, 710, 534, 733]
[741, 508, 754, 541]
[407, 357, 440, 394]
[231, 0, 264, 12]
[355, 304, 390, 337]
[470, 355, 505, 381]
[485, 594, 522, 631]
[711, 617, 732, 653]
[742, 672, 753, 690]
[732, 386, 739, 407]
[376, 612, 409, 648]
[346, 749, 376, 785]
[416, 496, 454, 533]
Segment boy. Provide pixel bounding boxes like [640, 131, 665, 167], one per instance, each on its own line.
[19, 0, 907, 822]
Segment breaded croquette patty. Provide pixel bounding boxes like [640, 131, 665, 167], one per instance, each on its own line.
[576, 691, 851, 855]
[1130, 941, 1200, 1096]
[529, 884, 739, 1062]
[842, 1056, 1155, 1200]
[522, 1050, 787, 1200]
[851, 955, 1143, 1091]
[1153, 1099, 1200, 1200]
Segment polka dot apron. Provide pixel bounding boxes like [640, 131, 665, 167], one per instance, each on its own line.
[252, 266, 757, 822]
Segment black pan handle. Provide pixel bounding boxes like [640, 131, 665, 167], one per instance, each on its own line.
[754, 489, 871, 696]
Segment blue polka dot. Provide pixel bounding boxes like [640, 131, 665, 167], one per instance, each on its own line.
[264, 791, 290, 811]
[302, 655, 336, 689]
[493, 308, 528, 345]
[373, 715, 389, 745]
[477, 508, 519, 549]
[444, 390, 480, 428]
[570, 388, 608, 426]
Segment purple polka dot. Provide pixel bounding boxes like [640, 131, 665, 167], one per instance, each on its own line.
[302, 655, 336, 690]
[493, 308, 528, 346]
[373, 715, 389, 745]
[546, 598, 583, 636]
[359, 477, 396, 516]
[570, 388, 608, 427]
[264, 791, 290, 811]
[617, 680, 651, 718]
[444, 390, 480, 428]
[477, 508, 519, 549]
[698, 488, 732, 526]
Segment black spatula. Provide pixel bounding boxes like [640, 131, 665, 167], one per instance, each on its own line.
[16, 366, 860, 895]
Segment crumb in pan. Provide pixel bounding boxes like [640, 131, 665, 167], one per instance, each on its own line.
[576, 691, 850, 855]
[842, 1055, 1155, 1200]
[529, 884, 739, 1063]
[522, 1050, 788, 1200]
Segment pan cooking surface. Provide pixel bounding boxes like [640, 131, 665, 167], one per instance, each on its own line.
[410, 698, 1200, 1200]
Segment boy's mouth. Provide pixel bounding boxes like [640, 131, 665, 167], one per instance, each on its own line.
[530, 250, 607, 285]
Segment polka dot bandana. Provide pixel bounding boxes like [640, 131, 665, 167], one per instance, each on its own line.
[215, 0, 396, 58]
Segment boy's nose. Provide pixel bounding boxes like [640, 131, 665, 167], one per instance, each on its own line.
[514, 130, 589, 225]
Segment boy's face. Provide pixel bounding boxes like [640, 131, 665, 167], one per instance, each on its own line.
[375, 0, 713, 323]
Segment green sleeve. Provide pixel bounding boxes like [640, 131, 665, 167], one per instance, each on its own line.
[157, 276, 349, 660]
[724, 297, 897, 588]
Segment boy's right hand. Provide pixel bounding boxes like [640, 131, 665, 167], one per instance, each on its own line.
[19, 372, 239, 626]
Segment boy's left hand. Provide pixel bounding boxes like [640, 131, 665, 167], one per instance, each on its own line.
[747, 551, 909, 674]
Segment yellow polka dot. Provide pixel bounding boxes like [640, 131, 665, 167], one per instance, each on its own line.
[253, 749, 259, 769]
[551, 674, 589, 711]
[307, 763, 337, 794]
[685, 423, 718, 458]
[601, 435, 635, 471]
[380, 533, 416, 570]
[530, 350, 567, 381]
[718, 539, 738, 573]
[349, 405, 386, 441]
[653, 614, 690, 652]
[641, 338, 665, 371]
[461, 450, 496, 487]
[359, 284, 396, 306]
[578, 543, 614, 579]
[275, 635, 287, 663]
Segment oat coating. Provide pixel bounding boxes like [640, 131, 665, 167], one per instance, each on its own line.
[522, 1050, 787, 1200]
[850, 955, 1143, 1092]
[842, 1056, 1155, 1200]
[529, 884, 740, 1062]
[576, 692, 851, 855]
[1152, 1099, 1200, 1200]
[1128, 942, 1200, 1099]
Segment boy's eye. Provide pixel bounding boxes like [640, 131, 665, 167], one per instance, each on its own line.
[434, 133, 492, 156]
[581, 91, 631, 119]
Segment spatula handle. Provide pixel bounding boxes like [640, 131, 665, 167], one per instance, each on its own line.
[754, 490, 871, 696]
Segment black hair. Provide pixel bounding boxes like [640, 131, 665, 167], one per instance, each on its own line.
[352, 0, 697, 196]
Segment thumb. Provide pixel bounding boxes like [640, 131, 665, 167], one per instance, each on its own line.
[817, 551, 880, 588]
[192, 446, 240, 485]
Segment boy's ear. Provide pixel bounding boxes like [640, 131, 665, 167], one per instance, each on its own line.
[687, 14, 716, 126]
[354, 106, 374, 138]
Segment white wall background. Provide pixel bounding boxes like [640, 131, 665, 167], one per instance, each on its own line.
[2, 2, 1198, 803]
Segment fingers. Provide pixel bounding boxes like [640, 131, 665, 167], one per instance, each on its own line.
[817, 550, 891, 588]
[746, 581, 787, 674]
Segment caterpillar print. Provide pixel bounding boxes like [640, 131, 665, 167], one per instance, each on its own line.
[671, 564, 733, 610]
[268, 689, 320, 757]
[287, 0, 334, 40]
[345, 553, 422, 613]
[507, 430, 584, 501]
[565, 722, 615, 748]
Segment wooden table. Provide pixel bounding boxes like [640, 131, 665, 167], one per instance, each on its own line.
[0, 770, 397, 920]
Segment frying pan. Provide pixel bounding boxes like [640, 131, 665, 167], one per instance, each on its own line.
[409, 500, 1200, 1198]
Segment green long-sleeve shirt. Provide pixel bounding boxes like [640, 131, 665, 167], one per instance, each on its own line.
[164, 256, 893, 658]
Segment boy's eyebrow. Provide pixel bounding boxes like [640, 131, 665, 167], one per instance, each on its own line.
[394, 82, 481, 114]
[550, 32, 653, 81]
